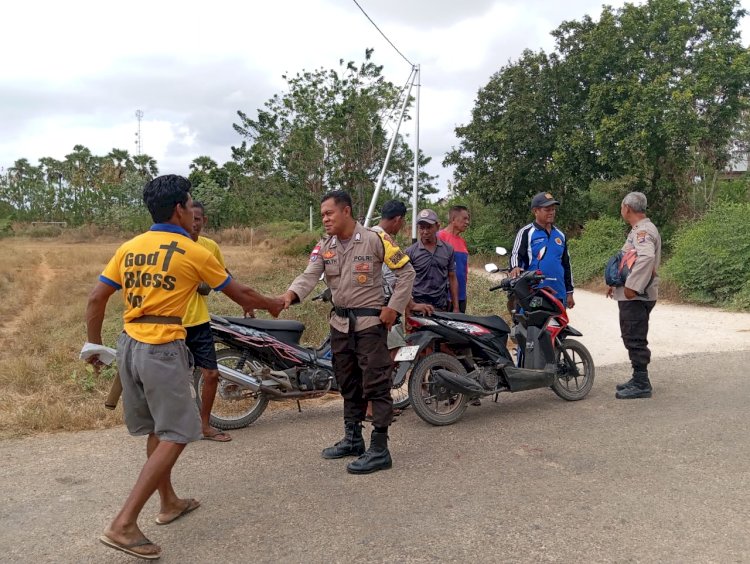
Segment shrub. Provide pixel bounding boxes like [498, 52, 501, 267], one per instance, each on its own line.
[662, 202, 750, 309]
[568, 216, 628, 285]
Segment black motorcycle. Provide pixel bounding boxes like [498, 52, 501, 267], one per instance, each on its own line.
[405, 250, 594, 426]
[196, 287, 417, 429]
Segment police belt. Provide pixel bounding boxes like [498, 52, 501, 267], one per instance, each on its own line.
[333, 307, 382, 333]
[127, 315, 183, 325]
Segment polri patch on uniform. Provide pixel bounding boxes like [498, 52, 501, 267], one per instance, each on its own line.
[356, 274, 368, 284]
[309, 245, 321, 262]
[355, 232, 361, 242]
[637, 231, 648, 244]
[323, 250, 336, 260]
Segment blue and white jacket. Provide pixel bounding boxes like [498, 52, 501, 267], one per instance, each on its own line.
[510, 222, 574, 302]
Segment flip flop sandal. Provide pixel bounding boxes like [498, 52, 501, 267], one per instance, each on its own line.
[201, 431, 232, 442]
[155, 498, 201, 525]
[100, 535, 161, 560]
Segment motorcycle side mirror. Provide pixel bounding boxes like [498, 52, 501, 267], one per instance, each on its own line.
[485, 263, 499, 273]
[495, 246, 507, 256]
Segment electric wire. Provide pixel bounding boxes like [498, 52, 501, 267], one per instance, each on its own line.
[351, 0, 414, 67]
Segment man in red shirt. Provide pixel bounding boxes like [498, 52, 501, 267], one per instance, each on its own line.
[437, 205, 470, 313]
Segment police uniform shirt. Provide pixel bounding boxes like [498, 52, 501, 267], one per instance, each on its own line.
[510, 222, 574, 300]
[288, 222, 415, 333]
[99, 224, 231, 344]
[613, 218, 661, 302]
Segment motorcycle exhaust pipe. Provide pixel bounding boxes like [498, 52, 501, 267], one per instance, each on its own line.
[217, 364, 335, 400]
[217, 364, 263, 391]
[433, 369, 484, 395]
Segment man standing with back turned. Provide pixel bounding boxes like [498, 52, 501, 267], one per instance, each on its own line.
[282, 190, 415, 474]
[85, 175, 283, 560]
[607, 191, 661, 399]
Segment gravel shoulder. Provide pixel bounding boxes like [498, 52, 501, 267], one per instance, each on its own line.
[1, 290, 749, 563]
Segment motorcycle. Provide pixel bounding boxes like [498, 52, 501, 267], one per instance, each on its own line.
[195, 286, 418, 430]
[406, 247, 594, 426]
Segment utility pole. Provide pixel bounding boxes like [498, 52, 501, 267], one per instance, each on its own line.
[134, 110, 144, 156]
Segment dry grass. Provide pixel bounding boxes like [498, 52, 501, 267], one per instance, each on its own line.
[0, 238, 331, 438]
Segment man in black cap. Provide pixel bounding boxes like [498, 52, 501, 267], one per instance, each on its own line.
[510, 192, 574, 308]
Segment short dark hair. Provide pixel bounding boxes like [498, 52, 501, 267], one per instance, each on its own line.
[321, 190, 353, 211]
[449, 205, 469, 220]
[381, 200, 407, 220]
[192, 200, 206, 214]
[143, 175, 191, 223]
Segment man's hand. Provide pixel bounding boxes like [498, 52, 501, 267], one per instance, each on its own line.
[409, 302, 434, 316]
[84, 354, 104, 369]
[380, 306, 399, 330]
[606, 286, 614, 299]
[624, 287, 637, 300]
[566, 293, 575, 309]
[281, 290, 298, 310]
[266, 297, 285, 318]
[510, 267, 523, 278]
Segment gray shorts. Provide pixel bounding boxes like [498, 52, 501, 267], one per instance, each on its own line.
[116, 332, 202, 444]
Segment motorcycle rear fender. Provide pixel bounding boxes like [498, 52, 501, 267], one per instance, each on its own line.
[403, 330, 443, 355]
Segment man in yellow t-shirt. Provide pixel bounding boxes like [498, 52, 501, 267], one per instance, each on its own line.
[84, 175, 284, 561]
[183, 201, 231, 442]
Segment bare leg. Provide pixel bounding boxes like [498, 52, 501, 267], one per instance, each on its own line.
[103, 435, 186, 553]
[200, 368, 230, 440]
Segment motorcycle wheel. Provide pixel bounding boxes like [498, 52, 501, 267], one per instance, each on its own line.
[408, 352, 468, 426]
[193, 349, 270, 430]
[391, 362, 411, 410]
[552, 338, 595, 401]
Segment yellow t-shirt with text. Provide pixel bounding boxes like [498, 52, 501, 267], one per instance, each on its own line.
[100, 225, 231, 344]
[183, 236, 226, 327]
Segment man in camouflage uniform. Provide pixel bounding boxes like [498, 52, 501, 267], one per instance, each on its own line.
[282, 191, 415, 474]
[607, 192, 662, 399]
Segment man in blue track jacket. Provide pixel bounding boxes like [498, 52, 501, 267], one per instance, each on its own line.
[510, 192, 575, 309]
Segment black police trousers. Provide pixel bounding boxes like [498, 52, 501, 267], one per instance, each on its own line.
[330, 325, 393, 428]
[618, 300, 656, 371]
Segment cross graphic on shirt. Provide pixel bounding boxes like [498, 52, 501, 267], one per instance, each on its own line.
[159, 241, 186, 271]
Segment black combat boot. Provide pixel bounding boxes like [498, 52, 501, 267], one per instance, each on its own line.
[615, 377, 635, 391]
[346, 430, 392, 474]
[615, 371, 652, 399]
[321, 422, 365, 459]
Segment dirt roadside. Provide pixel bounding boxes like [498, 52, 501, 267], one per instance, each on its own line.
[1, 289, 750, 563]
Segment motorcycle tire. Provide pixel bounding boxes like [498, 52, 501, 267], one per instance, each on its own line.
[408, 352, 469, 426]
[193, 349, 270, 430]
[391, 362, 411, 410]
[551, 338, 595, 401]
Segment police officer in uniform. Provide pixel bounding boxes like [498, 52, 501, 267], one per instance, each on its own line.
[607, 191, 661, 399]
[282, 191, 415, 474]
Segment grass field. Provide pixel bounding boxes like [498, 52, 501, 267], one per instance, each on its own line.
[0, 236, 512, 439]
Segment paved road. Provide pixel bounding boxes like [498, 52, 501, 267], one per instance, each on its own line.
[2, 351, 750, 563]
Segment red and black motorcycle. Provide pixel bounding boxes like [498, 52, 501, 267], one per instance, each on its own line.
[406, 252, 594, 426]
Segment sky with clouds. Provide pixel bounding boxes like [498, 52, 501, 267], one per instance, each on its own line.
[2, 0, 749, 195]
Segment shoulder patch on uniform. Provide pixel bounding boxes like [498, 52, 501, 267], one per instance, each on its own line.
[354, 232, 361, 242]
[636, 231, 648, 244]
[309, 245, 320, 262]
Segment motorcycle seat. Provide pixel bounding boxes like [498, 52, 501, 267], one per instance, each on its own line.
[432, 312, 510, 333]
[220, 317, 306, 345]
